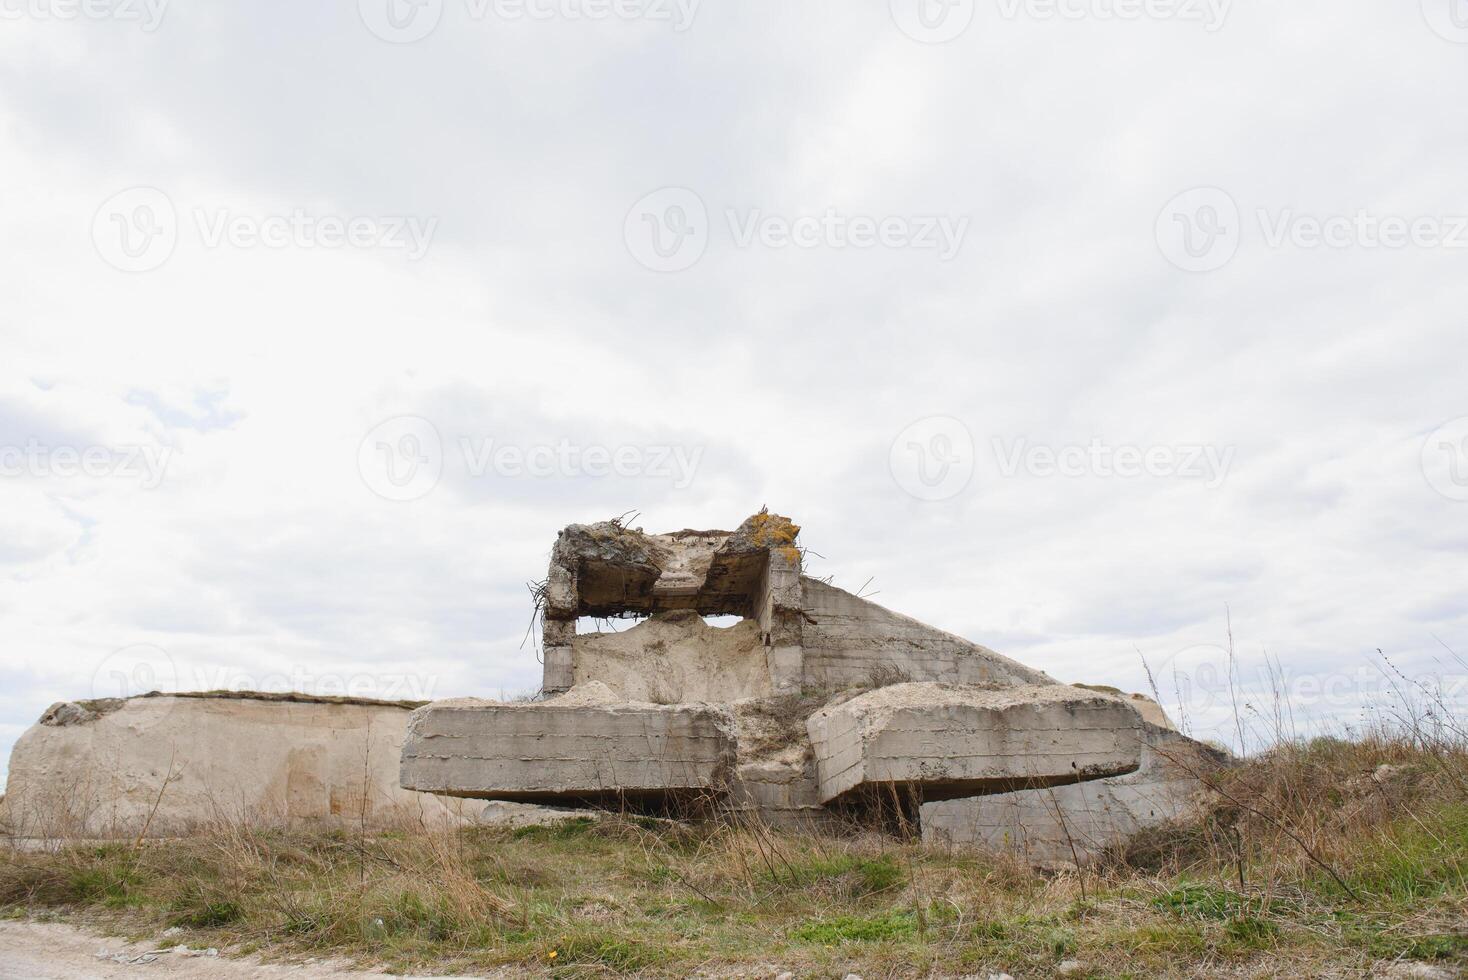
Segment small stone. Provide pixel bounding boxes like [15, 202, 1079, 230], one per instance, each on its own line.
[1058, 960, 1086, 976]
[1380, 964, 1455, 980]
[161, 926, 183, 937]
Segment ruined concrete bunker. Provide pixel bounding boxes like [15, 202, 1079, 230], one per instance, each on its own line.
[400, 511, 1212, 854]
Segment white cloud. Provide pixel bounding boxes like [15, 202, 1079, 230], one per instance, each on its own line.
[3, 0, 1467, 777]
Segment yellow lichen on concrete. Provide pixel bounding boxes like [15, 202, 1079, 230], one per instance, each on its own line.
[744, 510, 802, 564]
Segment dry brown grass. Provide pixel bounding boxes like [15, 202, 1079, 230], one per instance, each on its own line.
[2, 722, 1466, 978]
[4, 661, 1467, 978]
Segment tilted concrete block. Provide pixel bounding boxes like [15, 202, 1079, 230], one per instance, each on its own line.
[806, 683, 1146, 804]
[920, 725, 1222, 863]
[799, 579, 1055, 689]
[400, 684, 736, 806]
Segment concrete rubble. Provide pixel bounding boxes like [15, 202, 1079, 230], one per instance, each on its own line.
[397, 510, 1223, 856]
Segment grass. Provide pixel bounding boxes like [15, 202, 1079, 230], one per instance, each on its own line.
[2, 733, 1467, 977]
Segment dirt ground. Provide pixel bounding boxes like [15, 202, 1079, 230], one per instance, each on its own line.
[0, 920, 506, 980]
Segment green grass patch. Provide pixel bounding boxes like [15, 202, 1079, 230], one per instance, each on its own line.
[790, 909, 919, 944]
[510, 817, 598, 842]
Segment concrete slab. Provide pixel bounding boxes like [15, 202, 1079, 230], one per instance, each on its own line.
[399, 683, 736, 807]
[806, 683, 1146, 804]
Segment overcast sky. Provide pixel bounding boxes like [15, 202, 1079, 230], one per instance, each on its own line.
[3, 0, 1467, 779]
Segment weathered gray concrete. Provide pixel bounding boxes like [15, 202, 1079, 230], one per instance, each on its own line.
[920, 724, 1214, 862]
[399, 683, 736, 806]
[800, 579, 1054, 689]
[806, 683, 1147, 804]
[0, 693, 471, 838]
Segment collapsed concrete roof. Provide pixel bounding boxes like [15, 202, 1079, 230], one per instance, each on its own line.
[545, 511, 799, 619]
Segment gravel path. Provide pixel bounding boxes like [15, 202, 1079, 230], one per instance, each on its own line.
[0, 920, 502, 979]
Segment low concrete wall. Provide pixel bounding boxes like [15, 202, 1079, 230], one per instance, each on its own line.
[1, 694, 472, 838]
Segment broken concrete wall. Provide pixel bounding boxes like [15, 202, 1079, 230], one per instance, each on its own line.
[572, 611, 771, 703]
[800, 579, 1054, 690]
[542, 512, 802, 695]
[1, 694, 472, 839]
[920, 725, 1215, 862]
